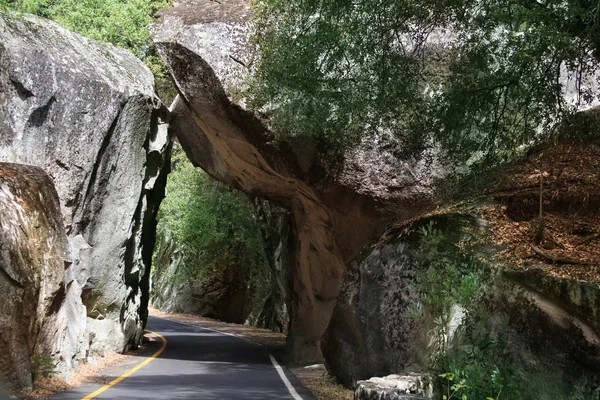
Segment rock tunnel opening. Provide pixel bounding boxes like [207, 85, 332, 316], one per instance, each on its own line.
[150, 144, 293, 334]
[1, 1, 600, 397]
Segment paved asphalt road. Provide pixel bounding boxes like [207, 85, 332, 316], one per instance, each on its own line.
[53, 316, 317, 400]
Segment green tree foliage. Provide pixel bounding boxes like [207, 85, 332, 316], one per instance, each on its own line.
[1, 0, 176, 102]
[155, 145, 268, 283]
[413, 221, 522, 399]
[2, 0, 167, 54]
[249, 0, 600, 163]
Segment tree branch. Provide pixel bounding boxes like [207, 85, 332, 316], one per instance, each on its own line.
[531, 246, 596, 266]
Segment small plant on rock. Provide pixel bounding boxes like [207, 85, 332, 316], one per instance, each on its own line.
[413, 219, 521, 399]
[30, 353, 57, 383]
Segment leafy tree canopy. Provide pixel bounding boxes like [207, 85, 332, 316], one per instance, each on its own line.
[248, 0, 600, 164]
[156, 145, 268, 281]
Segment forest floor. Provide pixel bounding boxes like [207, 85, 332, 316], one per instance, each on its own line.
[148, 307, 354, 400]
[481, 142, 600, 285]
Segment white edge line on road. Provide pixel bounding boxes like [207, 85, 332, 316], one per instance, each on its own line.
[152, 317, 303, 399]
[269, 354, 303, 400]
[163, 318, 246, 339]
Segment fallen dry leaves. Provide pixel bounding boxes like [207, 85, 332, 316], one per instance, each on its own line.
[17, 351, 130, 400]
[291, 365, 354, 400]
[482, 143, 600, 285]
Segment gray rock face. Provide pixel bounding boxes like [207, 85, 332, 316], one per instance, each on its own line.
[0, 163, 77, 391]
[322, 216, 453, 387]
[0, 12, 170, 364]
[355, 374, 432, 400]
[324, 214, 600, 395]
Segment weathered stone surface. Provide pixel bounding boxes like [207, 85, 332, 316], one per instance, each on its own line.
[505, 268, 600, 335]
[0, 12, 171, 361]
[355, 374, 432, 400]
[152, 1, 346, 362]
[151, 0, 408, 363]
[250, 205, 292, 333]
[0, 163, 79, 391]
[322, 216, 469, 387]
[324, 213, 600, 394]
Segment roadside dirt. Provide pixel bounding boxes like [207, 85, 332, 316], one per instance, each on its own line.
[18, 350, 130, 399]
[290, 365, 354, 400]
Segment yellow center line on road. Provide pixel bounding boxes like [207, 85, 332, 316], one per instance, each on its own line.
[82, 330, 167, 400]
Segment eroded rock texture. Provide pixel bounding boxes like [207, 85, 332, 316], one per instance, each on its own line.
[324, 214, 600, 394]
[322, 216, 467, 387]
[251, 205, 292, 333]
[0, 13, 170, 359]
[151, 0, 427, 363]
[0, 164, 75, 391]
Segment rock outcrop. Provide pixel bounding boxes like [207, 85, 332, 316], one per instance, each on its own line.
[0, 11, 170, 366]
[354, 374, 432, 400]
[250, 205, 292, 333]
[0, 164, 76, 391]
[151, 0, 429, 363]
[322, 216, 466, 387]
[323, 213, 600, 396]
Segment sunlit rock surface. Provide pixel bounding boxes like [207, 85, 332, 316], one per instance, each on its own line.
[151, 0, 425, 362]
[0, 164, 80, 391]
[0, 12, 171, 364]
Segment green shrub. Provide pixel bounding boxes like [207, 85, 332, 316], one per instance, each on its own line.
[30, 354, 56, 382]
[413, 220, 521, 400]
[154, 144, 269, 292]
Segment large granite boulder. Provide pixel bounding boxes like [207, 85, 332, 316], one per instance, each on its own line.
[0, 163, 79, 391]
[323, 214, 600, 396]
[322, 216, 465, 387]
[151, 0, 430, 363]
[0, 12, 171, 359]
